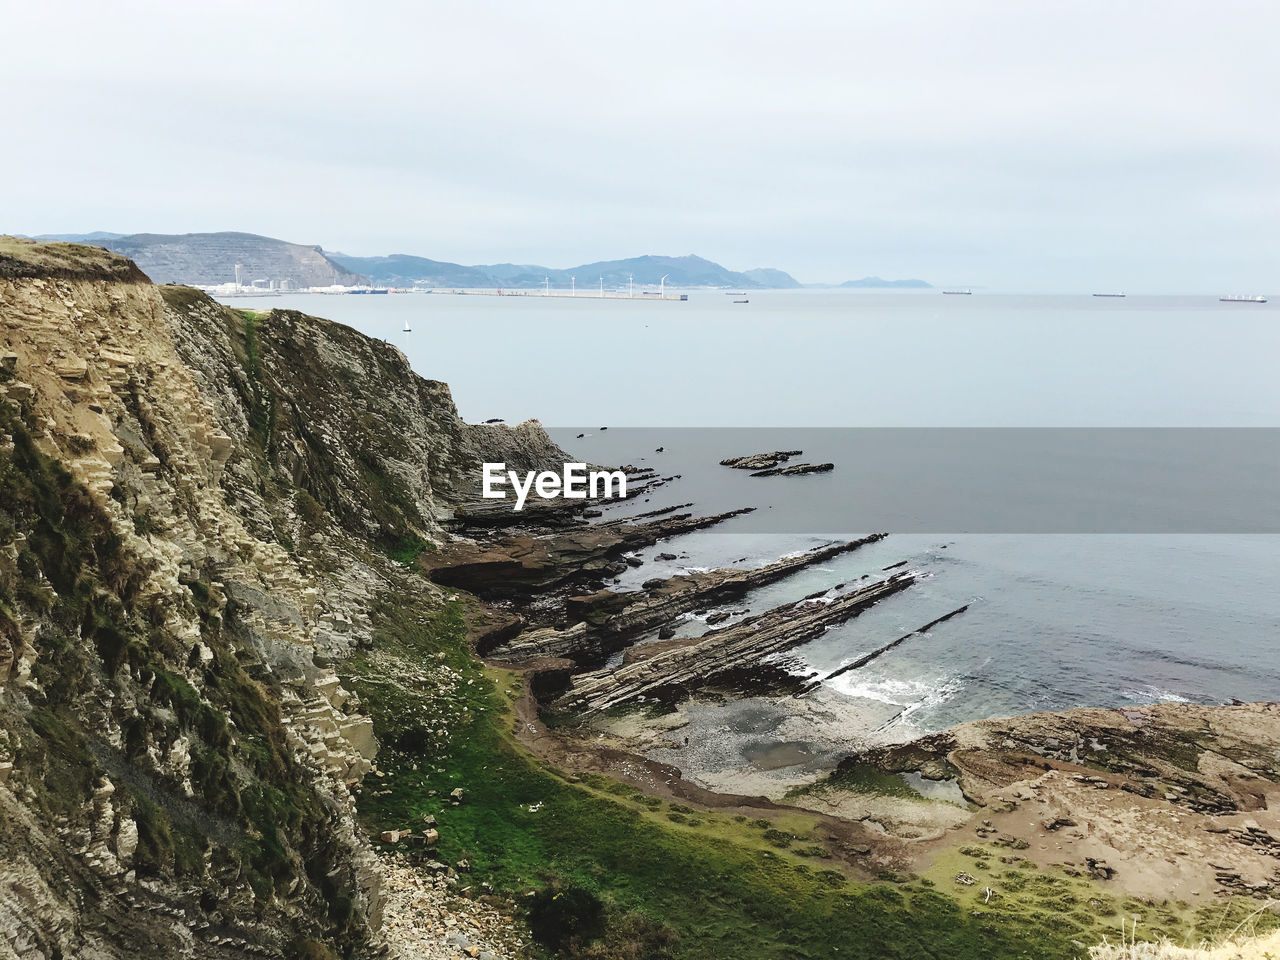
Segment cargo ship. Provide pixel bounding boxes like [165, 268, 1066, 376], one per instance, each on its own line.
[1093, 293, 1126, 298]
[942, 289, 971, 295]
[1219, 295, 1267, 303]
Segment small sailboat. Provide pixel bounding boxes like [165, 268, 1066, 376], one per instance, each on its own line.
[402, 320, 412, 332]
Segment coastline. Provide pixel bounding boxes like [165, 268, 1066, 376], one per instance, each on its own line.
[3, 240, 1276, 959]
[424, 494, 1280, 912]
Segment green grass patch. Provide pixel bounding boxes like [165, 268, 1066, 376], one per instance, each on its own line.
[341, 594, 1183, 960]
[386, 534, 433, 568]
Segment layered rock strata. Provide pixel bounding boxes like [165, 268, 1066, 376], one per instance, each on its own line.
[0, 237, 560, 958]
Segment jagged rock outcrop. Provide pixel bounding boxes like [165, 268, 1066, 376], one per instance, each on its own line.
[0, 237, 560, 959]
[157, 286, 567, 550]
[750, 462, 834, 477]
[719, 450, 802, 470]
[553, 572, 917, 713]
[422, 508, 753, 598]
[489, 534, 889, 664]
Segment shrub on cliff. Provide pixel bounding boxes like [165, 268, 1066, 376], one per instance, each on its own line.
[575, 910, 680, 960]
[526, 881, 678, 959]
[527, 881, 606, 951]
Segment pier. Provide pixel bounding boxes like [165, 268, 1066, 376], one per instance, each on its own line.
[422, 288, 688, 301]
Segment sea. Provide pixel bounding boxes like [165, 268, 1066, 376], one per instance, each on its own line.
[222, 289, 1280, 736]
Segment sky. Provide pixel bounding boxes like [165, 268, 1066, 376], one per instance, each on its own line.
[4, 0, 1279, 291]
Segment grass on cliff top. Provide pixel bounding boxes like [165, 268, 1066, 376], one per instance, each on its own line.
[0, 235, 148, 281]
[338, 596, 1239, 960]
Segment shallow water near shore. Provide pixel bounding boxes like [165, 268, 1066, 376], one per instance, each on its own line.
[226, 290, 1280, 745]
[598, 528, 1280, 740]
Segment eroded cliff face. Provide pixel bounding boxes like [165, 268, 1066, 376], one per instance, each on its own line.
[0, 238, 564, 959]
[159, 286, 563, 556]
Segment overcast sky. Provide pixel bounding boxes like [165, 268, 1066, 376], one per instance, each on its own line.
[4, 0, 1278, 290]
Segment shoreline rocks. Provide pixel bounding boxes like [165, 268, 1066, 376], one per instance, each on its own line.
[750, 462, 835, 478]
[552, 572, 917, 713]
[486, 534, 889, 665]
[422, 508, 754, 598]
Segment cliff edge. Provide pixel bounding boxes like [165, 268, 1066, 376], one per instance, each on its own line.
[0, 238, 561, 958]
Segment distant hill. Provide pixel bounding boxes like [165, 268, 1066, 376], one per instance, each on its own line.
[34, 231, 126, 243]
[562, 254, 800, 289]
[840, 276, 932, 289]
[326, 253, 492, 288]
[82, 232, 368, 287]
[331, 251, 801, 289]
[35, 231, 801, 289]
[740, 267, 802, 288]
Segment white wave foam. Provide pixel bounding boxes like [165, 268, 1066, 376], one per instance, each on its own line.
[1120, 686, 1192, 704]
[794, 595, 835, 607]
[831, 673, 965, 719]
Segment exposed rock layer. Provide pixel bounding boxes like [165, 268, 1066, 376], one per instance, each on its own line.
[421, 508, 753, 598]
[554, 572, 917, 712]
[807, 702, 1280, 903]
[489, 534, 889, 664]
[0, 239, 557, 958]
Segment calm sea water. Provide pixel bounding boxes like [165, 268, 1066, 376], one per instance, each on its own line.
[224, 290, 1280, 733]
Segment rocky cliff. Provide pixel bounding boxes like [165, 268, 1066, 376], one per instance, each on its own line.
[0, 236, 563, 959]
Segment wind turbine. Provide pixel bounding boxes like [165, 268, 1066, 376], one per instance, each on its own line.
[628, 274, 634, 298]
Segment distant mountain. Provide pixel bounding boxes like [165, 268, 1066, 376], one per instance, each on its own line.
[840, 276, 932, 289]
[561, 254, 799, 289]
[326, 254, 544, 288]
[82, 232, 367, 287]
[40, 231, 801, 290]
[327, 253, 492, 288]
[34, 231, 126, 243]
[332, 251, 801, 289]
[740, 267, 802, 289]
